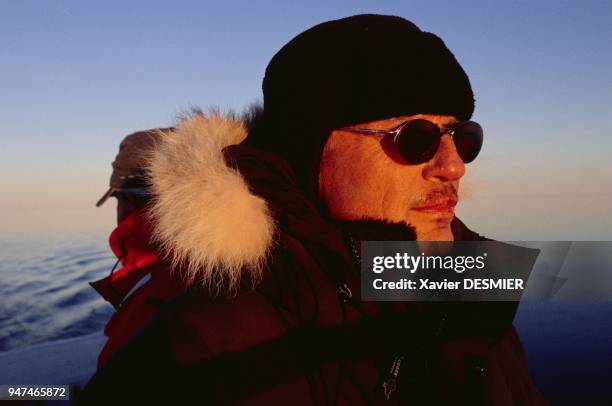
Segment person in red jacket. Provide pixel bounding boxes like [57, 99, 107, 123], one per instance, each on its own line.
[91, 129, 184, 367]
[79, 15, 546, 405]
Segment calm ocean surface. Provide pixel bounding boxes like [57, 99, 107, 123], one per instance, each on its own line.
[0, 231, 115, 353]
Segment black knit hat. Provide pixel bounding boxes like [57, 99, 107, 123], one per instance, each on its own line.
[246, 14, 475, 196]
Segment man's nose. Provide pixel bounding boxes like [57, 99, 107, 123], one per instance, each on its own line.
[422, 134, 466, 181]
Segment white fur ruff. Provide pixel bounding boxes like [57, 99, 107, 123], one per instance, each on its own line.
[146, 113, 276, 295]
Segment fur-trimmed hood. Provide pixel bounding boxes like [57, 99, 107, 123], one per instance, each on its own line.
[144, 112, 485, 296]
[145, 113, 276, 294]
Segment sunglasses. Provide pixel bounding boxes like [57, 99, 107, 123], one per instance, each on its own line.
[340, 118, 483, 165]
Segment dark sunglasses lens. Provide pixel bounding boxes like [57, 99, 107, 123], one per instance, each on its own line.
[394, 119, 440, 164]
[453, 121, 483, 163]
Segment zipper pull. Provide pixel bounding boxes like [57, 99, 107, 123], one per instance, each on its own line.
[338, 283, 353, 303]
[382, 378, 397, 401]
[382, 356, 404, 400]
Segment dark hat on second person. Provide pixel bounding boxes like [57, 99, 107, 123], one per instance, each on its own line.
[96, 129, 171, 207]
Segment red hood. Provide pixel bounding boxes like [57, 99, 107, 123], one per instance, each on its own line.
[90, 206, 161, 308]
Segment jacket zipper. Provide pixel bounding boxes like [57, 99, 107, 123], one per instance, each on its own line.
[382, 356, 404, 400]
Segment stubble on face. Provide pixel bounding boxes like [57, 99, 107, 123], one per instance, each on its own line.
[318, 114, 464, 241]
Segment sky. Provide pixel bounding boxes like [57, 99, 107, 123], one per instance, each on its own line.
[0, 0, 611, 239]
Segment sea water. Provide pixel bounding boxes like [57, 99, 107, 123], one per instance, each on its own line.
[0, 231, 114, 353]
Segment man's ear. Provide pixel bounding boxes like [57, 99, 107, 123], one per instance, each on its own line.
[317, 130, 352, 198]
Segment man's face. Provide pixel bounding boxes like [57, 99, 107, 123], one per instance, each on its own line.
[319, 114, 466, 241]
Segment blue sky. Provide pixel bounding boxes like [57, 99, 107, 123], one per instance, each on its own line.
[1, 1, 611, 239]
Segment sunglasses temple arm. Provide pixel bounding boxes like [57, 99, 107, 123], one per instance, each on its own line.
[341, 128, 394, 136]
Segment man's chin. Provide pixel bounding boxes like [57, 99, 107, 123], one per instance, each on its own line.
[411, 219, 455, 242]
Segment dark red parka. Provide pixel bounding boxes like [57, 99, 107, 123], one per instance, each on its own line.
[89, 205, 185, 368]
[79, 114, 546, 405]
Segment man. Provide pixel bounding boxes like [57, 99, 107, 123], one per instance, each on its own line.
[78, 14, 545, 405]
[91, 128, 184, 367]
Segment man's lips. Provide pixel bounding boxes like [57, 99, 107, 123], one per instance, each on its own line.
[412, 199, 457, 212]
